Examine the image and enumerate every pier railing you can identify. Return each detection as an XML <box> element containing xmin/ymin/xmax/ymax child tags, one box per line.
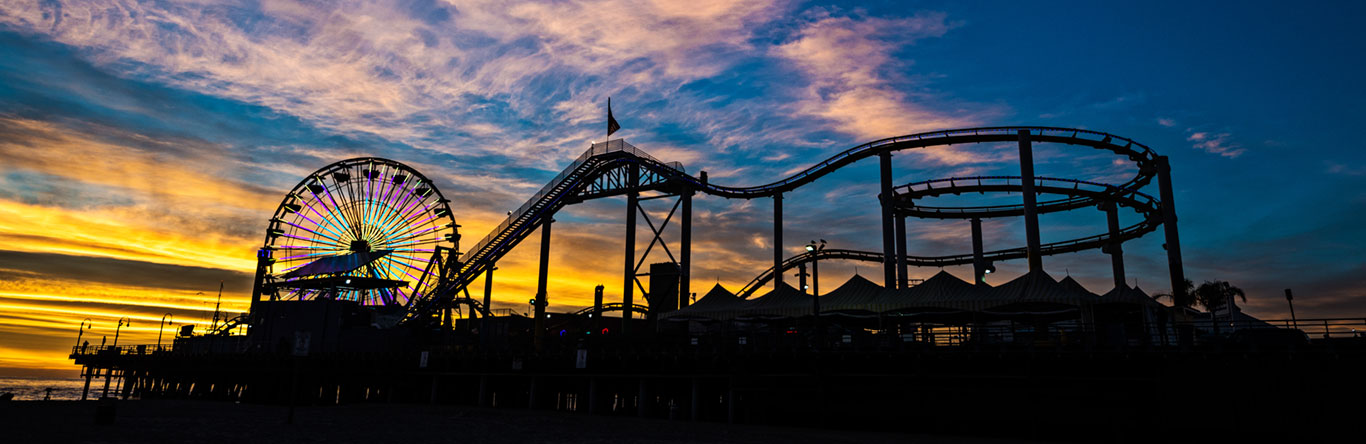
<box><xmin>70</xmin><ymin>343</ymin><xmax>174</xmax><ymax>357</ymax></box>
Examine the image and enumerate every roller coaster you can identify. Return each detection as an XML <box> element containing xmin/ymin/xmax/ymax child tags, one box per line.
<box><xmin>247</xmin><ymin>126</ymin><xmax>1186</xmax><ymax>330</ymax></box>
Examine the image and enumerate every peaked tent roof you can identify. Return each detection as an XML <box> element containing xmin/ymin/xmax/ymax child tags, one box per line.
<box><xmin>1058</xmin><ymin>276</ymin><xmax>1098</xmax><ymax>298</ymax></box>
<box><xmin>973</xmin><ymin>270</ymin><xmax>1098</xmax><ymax>311</ymax></box>
<box><xmin>1098</xmin><ymin>284</ymin><xmax>1164</xmax><ymax>307</ymax></box>
<box><xmin>878</xmin><ymin>270</ymin><xmax>978</xmax><ymax>312</ymax></box>
<box><xmin>661</xmin><ymin>284</ymin><xmax>740</xmax><ymax>321</ymax></box>
<box><xmin>739</xmin><ymin>283</ymin><xmax>811</xmax><ymax>319</ymax></box>
<box><xmin>820</xmin><ymin>274</ymin><xmax>885</xmax><ymax>315</ymax></box>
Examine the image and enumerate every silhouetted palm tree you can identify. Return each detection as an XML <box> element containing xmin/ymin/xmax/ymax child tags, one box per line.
<box><xmin>1194</xmin><ymin>280</ymin><xmax>1246</xmax><ymax>312</ymax></box>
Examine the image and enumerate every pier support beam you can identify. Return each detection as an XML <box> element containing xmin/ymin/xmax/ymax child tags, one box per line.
<box><xmin>879</xmin><ymin>152</ymin><xmax>897</xmax><ymax>287</ymax></box>
<box><xmin>773</xmin><ymin>193</ymin><xmax>784</xmax><ymax>289</ymax></box>
<box><xmin>680</xmin><ymin>189</ymin><xmax>692</xmax><ymax>308</ymax></box>
<box><xmin>1156</xmin><ymin>156</ymin><xmax>1187</xmax><ymax>304</ymax></box>
<box><xmin>1018</xmin><ymin>130</ymin><xmax>1043</xmax><ymax>272</ymax></box>
<box><xmin>534</xmin><ymin>220</ymin><xmax>552</xmax><ymax>350</ymax></box>
<box><xmin>895</xmin><ymin>214</ymin><xmax>908</xmax><ymax>289</ymax></box>
<box><xmin>971</xmin><ymin>218</ymin><xmax>986</xmax><ymax>285</ymax></box>
<box><xmin>623</xmin><ymin>165</ymin><xmax>639</xmax><ymax>334</ymax></box>
<box><xmin>690</xmin><ymin>377</ymin><xmax>701</xmax><ymax>421</ymax></box>
<box><xmin>638</xmin><ymin>378</ymin><xmax>650</xmax><ymax>417</ymax></box>
<box><xmin>1103</xmin><ymin>202</ymin><xmax>1127</xmax><ymax>289</ymax></box>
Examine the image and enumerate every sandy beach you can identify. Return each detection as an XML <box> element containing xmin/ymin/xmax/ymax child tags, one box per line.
<box><xmin>0</xmin><ymin>399</ymin><xmax>1037</xmax><ymax>444</ymax></box>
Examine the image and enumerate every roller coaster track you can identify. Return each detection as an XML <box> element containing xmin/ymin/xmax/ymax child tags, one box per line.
<box><xmin>735</xmin><ymin>177</ymin><xmax>1163</xmax><ymax>297</ymax></box>
<box><xmin>407</xmin><ymin>127</ymin><xmax>1162</xmax><ymax>322</ymax></box>
<box><xmin>571</xmin><ymin>302</ymin><xmax>650</xmax><ymax>317</ymax></box>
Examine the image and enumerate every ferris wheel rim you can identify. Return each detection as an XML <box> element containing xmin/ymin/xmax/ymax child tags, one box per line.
<box><xmin>261</xmin><ymin>157</ymin><xmax>458</xmax><ymax>308</ymax></box>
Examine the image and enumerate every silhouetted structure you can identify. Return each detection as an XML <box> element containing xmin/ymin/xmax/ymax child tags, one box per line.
<box><xmin>69</xmin><ymin>126</ymin><xmax>1363</xmax><ymax>440</ymax></box>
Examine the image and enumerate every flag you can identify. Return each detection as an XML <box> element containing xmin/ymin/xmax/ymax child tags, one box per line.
<box><xmin>607</xmin><ymin>97</ymin><xmax>621</xmax><ymax>137</ymax></box>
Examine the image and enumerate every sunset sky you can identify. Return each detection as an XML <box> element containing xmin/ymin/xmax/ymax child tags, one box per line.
<box><xmin>2</xmin><ymin>0</ymin><xmax>1364</xmax><ymax>377</ymax></box>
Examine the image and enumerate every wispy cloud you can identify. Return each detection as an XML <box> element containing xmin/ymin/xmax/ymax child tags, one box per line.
<box><xmin>771</xmin><ymin>12</ymin><xmax>994</xmax><ymax>165</ymax></box>
<box><xmin>1186</xmin><ymin>130</ymin><xmax>1244</xmax><ymax>158</ymax></box>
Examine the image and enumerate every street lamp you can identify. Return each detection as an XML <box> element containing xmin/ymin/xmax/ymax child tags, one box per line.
<box><xmin>75</xmin><ymin>318</ymin><xmax>92</xmax><ymax>351</ymax></box>
<box><xmin>805</xmin><ymin>240</ymin><xmax>826</xmax><ymax>295</ymax></box>
<box><xmin>113</xmin><ymin>316</ymin><xmax>131</xmax><ymax>348</ymax></box>
<box><xmin>806</xmin><ymin>239</ymin><xmax>827</xmax><ymax>348</ymax></box>
<box><xmin>158</xmin><ymin>313</ymin><xmax>173</xmax><ymax>351</ymax></box>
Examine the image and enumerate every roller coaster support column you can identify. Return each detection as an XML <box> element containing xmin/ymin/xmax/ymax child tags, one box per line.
<box><xmin>896</xmin><ymin>214</ymin><xmax>909</xmax><ymax>289</ymax></box>
<box><xmin>797</xmin><ymin>263</ymin><xmax>808</xmax><ymax>294</ymax></box>
<box><xmin>681</xmin><ymin>188</ymin><xmax>692</xmax><ymax>308</ymax></box>
<box><xmin>535</xmin><ymin>220</ymin><xmax>552</xmax><ymax>350</ymax></box>
<box><xmin>1018</xmin><ymin>130</ymin><xmax>1043</xmax><ymax>272</ymax></box>
<box><xmin>594</xmin><ymin>285</ymin><xmax>604</xmax><ymax>334</ymax></box>
<box><xmin>811</xmin><ymin>259</ymin><xmax>819</xmax><ymax>297</ymax></box>
<box><xmin>623</xmin><ymin>165</ymin><xmax>639</xmax><ymax>335</ymax></box>
<box><xmin>1101</xmin><ymin>202</ymin><xmax>1126</xmax><ymax>289</ymax></box>
<box><xmin>880</xmin><ymin>152</ymin><xmax>897</xmax><ymax>287</ymax></box>
<box><xmin>971</xmin><ymin>218</ymin><xmax>986</xmax><ymax>285</ymax></box>
<box><xmin>481</xmin><ymin>267</ymin><xmax>494</xmax><ymax>347</ymax></box>
<box><xmin>773</xmin><ymin>193</ymin><xmax>784</xmax><ymax>290</ymax></box>
<box><xmin>1156</xmin><ymin>156</ymin><xmax>1187</xmax><ymax>304</ymax></box>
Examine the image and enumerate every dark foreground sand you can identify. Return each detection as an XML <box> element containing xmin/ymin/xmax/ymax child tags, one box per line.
<box><xmin>0</xmin><ymin>400</ymin><xmax>1038</xmax><ymax>444</ymax></box>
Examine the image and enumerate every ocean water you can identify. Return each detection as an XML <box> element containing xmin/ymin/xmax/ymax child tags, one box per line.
<box><xmin>0</xmin><ymin>377</ymin><xmax>93</xmax><ymax>401</ymax></box>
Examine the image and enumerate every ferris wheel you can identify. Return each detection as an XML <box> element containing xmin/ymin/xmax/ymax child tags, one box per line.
<box><xmin>262</xmin><ymin>158</ymin><xmax>458</xmax><ymax>307</ymax></box>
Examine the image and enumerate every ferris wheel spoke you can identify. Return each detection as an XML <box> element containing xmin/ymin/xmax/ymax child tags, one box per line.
<box><xmin>374</xmin><ymin>211</ymin><xmax>440</xmax><ymax>245</ymax></box>
<box><xmin>333</xmin><ymin>170</ymin><xmax>366</xmax><ymax>238</ymax></box>
<box><xmin>374</xmin><ymin>173</ymin><xmax>414</xmax><ymax>233</ymax></box>
<box><xmin>381</xmin><ymin>225</ymin><xmax>441</xmax><ymax>246</ymax></box>
<box><xmin>366</xmin><ymin>164</ymin><xmax>394</xmax><ymax>239</ymax></box>
<box><xmin>372</xmin><ymin>195</ymin><xmax>428</xmax><ymax>244</ymax></box>
<box><xmin>373</xmin><ymin>165</ymin><xmax>401</xmax><ymax>233</ymax></box>
<box><xmin>278</xmin><ymin>232</ymin><xmax>346</xmax><ymax>248</ymax></box>
<box><xmin>300</xmin><ymin>198</ymin><xmax>352</xmax><ymax>241</ymax></box>
<box><xmin>362</xmin><ymin>165</ymin><xmax>378</xmax><ymax>237</ymax></box>
<box><xmin>377</xmin><ymin>187</ymin><xmax>435</xmax><ymax>235</ymax></box>
<box><xmin>385</xmin><ymin>237</ymin><xmax>445</xmax><ymax>248</ymax></box>
<box><xmin>275</xmin><ymin>245</ymin><xmax>341</xmax><ymax>250</ymax></box>
<box><xmin>319</xmin><ymin>179</ymin><xmax>360</xmax><ymax>240</ymax></box>
<box><xmin>368</xmin><ymin>265</ymin><xmax>396</xmax><ymax>306</ymax></box>
<box><xmin>293</xmin><ymin>212</ymin><xmax>348</xmax><ymax>241</ymax></box>
<box><xmin>279</xmin><ymin>219</ymin><xmax>347</xmax><ymax>245</ymax></box>
<box><xmin>375</xmin><ymin>220</ymin><xmax>434</xmax><ymax>247</ymax></box>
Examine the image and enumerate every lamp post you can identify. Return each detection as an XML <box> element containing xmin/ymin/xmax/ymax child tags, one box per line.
<box><xmin>1285</xmin><ymin>289</ymin><xmax>1298</xmax><ymax>330</ymax></box>
<box><xmin>76</xmin><ymin>318</ymin><xmax>92</xmax><ymax>350</ymax></box>
<box><xmin>158</xmin><ymin>313</ymin><xmax>173</xmax><ymax>351</ymax></box>
<box><xmin>806</xmin><ymin>239</ymin><xmax>826</xmax><ymax>297</ymax></box>
<box><xmin>806</xmin><ymin>240</ymin><xmax>826</xmax><ymax>347</ymax></box>
<box><xmin>113</xmin><ymin>317</ymin><xmax>131</xmax><ymax>348</ymax></box>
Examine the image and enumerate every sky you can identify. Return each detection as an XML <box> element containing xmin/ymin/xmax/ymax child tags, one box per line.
<box><xmin>1</xmin><ymin>0</ymin><xmax>1364</xmax><ymax>377</ymax></box>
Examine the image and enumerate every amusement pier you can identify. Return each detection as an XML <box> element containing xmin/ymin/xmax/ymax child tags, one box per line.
<box><xmin>70</xmin><ymin>127</ymin><xmax>1365</xmax><ymax>439</ymax></box>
